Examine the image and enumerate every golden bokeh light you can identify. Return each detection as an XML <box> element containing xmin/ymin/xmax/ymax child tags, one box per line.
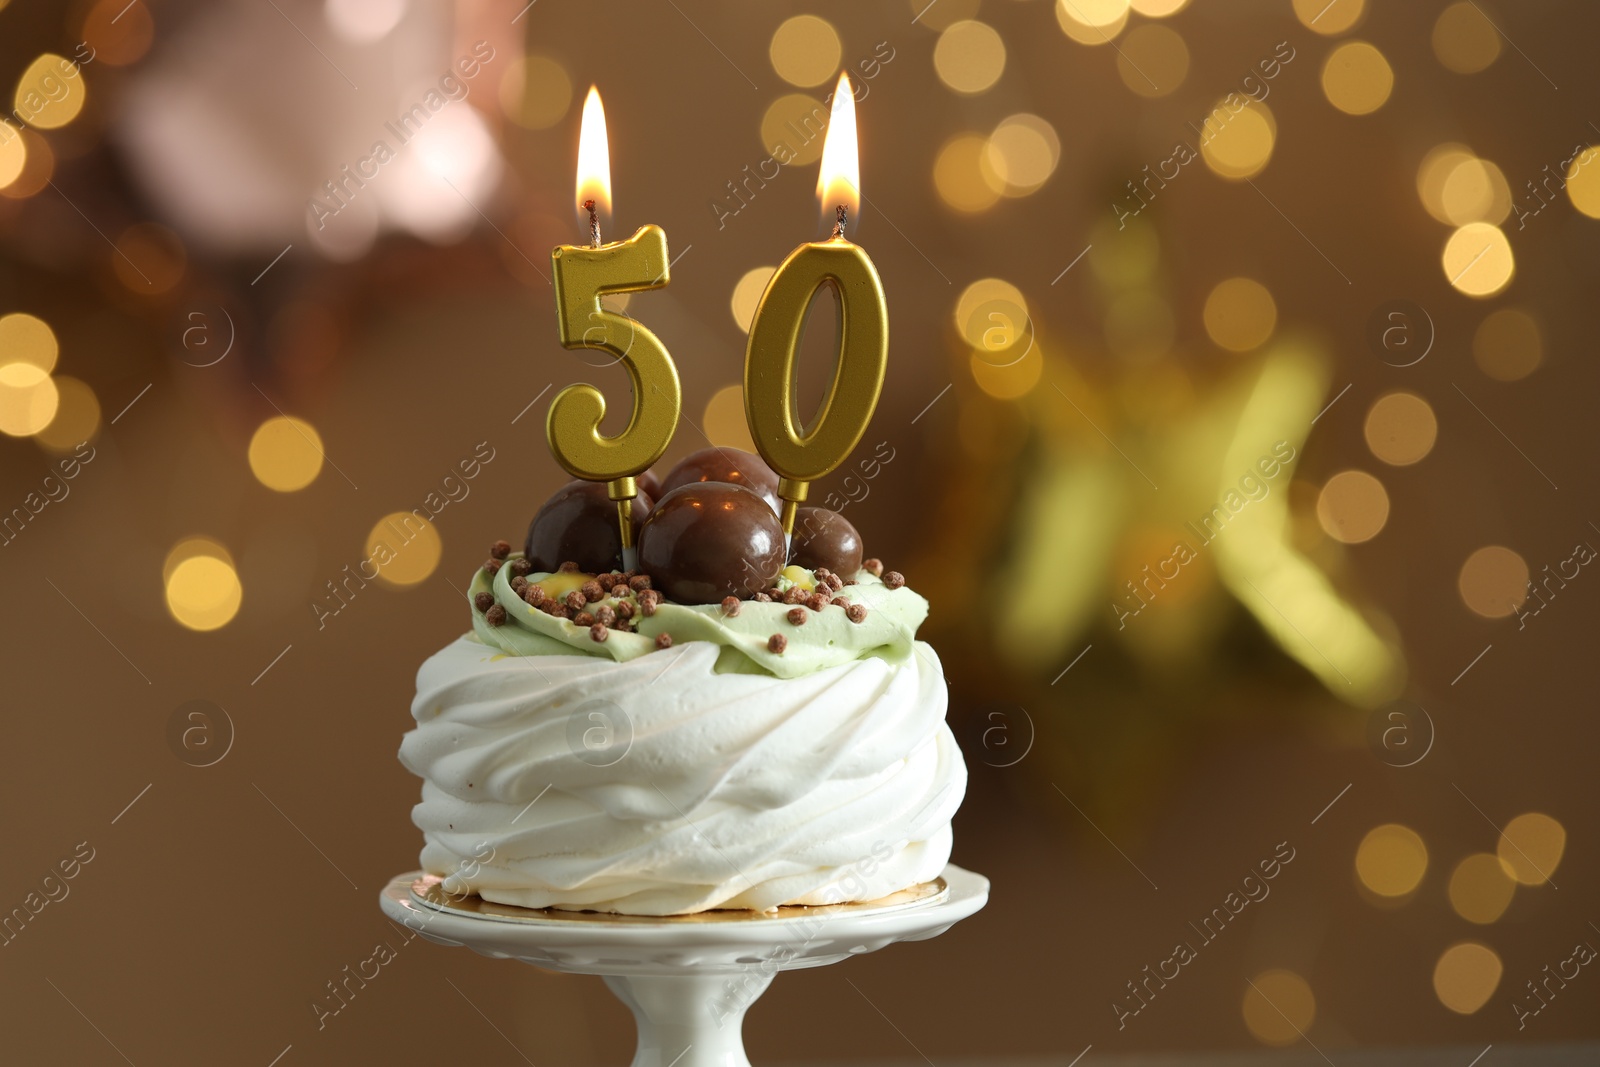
<box><xmin>1438</xmin><ymin>156</ymin><xmax>1511</xmax><ymax>225</ymax></box>
<box><xmin>1294</xmin><ymin>0</ymin><xmax>1363</xmax><ymax>35</ymax></box>
<box><xmin>1355</xmin><ymin>823</ymin><xmax>1428</xmax><ymax>898</ymax></box>
<box><xmin>1498</xmin><ymin>812</ymin><xmax>1566</xmax><ymax>886</ymax></box>
<box><xmin>366</xmin><ymin>511</ymin><xmax>443</xmax><ymax>586</ymax></box>
<box><xmin>769</xmin><ymin>15</ymin><xmax>841</xmax><ymax>88</ymax></box>
<box><xmin>1564</xmin><ymin>146</ymin><xmax>1600</xmax><ymax>218</ymax></box>
<box><xmin>0</xmin><ymin>126</ymin><xmax>54</xmax><ymax>200</ymax></box>
<box><xmin>1433</xmin><ymin>2</ymin><xmax>1501</xmax><ymax>74</ymax></box>
<box><xmin>760</xmin><ymin>93</ymin><xmax>828</xmax><ymax>167</ymax></box>
<box><xmin>1473</xmin><ymin>308</ymin><xmax>1542</xmax><ymax>381</ymax></box>
<box><xmin>1241</xmin><ymin>969</ymin><xmax>1316</xmax><ymax>1047</ymax></box>
<box><xmin>908</xmin><ymin>0</ymin><xmax>980</xmax><ymax>32</ymax></box>
<box><xmin>14</xmin><ymin>54</ymin><xmax>87</xmax><ymax>131</ymax></box>
<box><xmin>113</xmin><ymin>222</ymin><xmax>187</xmax><ymax>294</ymax></box>
<box><xmin>1417</xmin><ymin>143</ymin><xmax>1477</xmax><ymax>223</ymax></box>
<box><xmin>1442</xmin><ymin>222</ymin><xmax>1514</xmax><ymax>297</ymax></box>
<box><xmin>985</xmin><ymin>114</ymin><xmax>1060</xmax><ymax>196</ymax></box>
<box><xmin>248</xmin><ymin>415</ymin><xmax>325</xmax><ymax>492</ymax></box>
<box><xmin>934</xmin><ymin>133</ymin><xmax>1001</xmax><ymax>213</ymax></box>
<box><xmin>0</xmin><ymin>363</ymin><xmax>60</xmax><ymax>437</ymax></box>
<box><xmin>1055</xmin><ymin>0</ymin><xmax>1129</xmax><ymax>44</ymax></box>
<box><xmin>703</xmin><ymin>383</ymin><xmax>758</xmax><ymax>453</ymax></box>
<box><xmin>1448</xmin><ymin>853</ymin><xmax>1516</xmax><ymax>924</ymax></box>
<box><xmin>0</xmin><ymin>312</ymin><xmax>59</xmax><ymax>372</ymax></box>
<box><xmin>1131</xmin><ymin>0</ymin><xmax>1189</xmax><ymax>15</ymax></box>
<box><xmin>956</xmin><ymin>278</ymin><xmax>1029</xmax><ymax>349</ymax></box>
<box><xmin>1457</xmin><ymin>545</ymin><xmax>1528</xmax><ymax>619</ymax></box>
<box><xmin>1433</xmin><ymin>943</ymin><xmax>1502</xmax><ymax>1014</ymax></box>
<box><xmin>82</xmin><ymin>0</ymin><xmax>155</xmax><ymax>66</ymax></box>
<box><xmin>730</xmin><ymin>266</ymin><xmax>776</xmax><ymax>333</ymax></box>
<box><xmin>1363</xmin><ymin>391</ymin><xmax>1437</xmax><ymax>466</ymax></box>
<box><xmin>970</xmin><ymin>341</ymin><xmax>1043</xmax><ymax>400</ymax></box>
<box><xmin>34</xmin><ymin>376</ymin><xmax>100</xmax><ymax>451</ymax></box>
<box><xmin>1199</xmin><ymin>100</ymin><xmax>1276</xmax><ymax>180</ymax></box>
<box><xmin>164</xmin><ymin>539</ymin><xmax>243</xmax><ymax>632</ymax></box>
<box><xmin>0</xmin><ymin>122</ymin><xmax>25</xmax><ymax>190</ymax></box>
<box><xmin>1116</xmin><ymin>24</ymin><xmax>1189</xmax><ymax>98</ymax></box>
<box><xmin>934</xmin><ymin>20</ymin><xmax>1006</xmax><ymax>95</ymax></box>
<box><xmin>500</xmin><ymin>56</ymin><xmax>573</xmax><ymax>130</ymax></box>
<box><xmin>1203</xmin><ymin>277</ymin><xmax>1276</xmax><ymax>352</ymax></box>
<box><xmin>1322</xmin><ymin>41</ymin><xmax>1393</xmax><ymax>115</ymax></box>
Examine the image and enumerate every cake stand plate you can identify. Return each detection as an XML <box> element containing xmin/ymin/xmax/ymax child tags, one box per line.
<box><xmin>379</xmin><ymin>865</ymin><xmax>989</xmax><ymax>1067</ymax></box>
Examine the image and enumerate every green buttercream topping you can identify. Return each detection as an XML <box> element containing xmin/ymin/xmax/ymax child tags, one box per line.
<box><xmin>466</xmin><ymin>559</ymin><xmax>927</xmax><ymax>680</ymax></box>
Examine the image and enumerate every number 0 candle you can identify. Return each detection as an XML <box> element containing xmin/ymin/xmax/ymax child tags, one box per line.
<box><xmin>549</xmin><ymin>87</ymin><xmax>681</xmax><ymax>564</ymax></box>
<box><xmin>744</xmin><ymin>74</ymin><xmax>888</xmax><ymax>537</ymax></box>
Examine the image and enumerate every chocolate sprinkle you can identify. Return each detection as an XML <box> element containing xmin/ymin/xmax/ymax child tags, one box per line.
<box><xmin>565</xmin><ymin>590</ymin><xmax>586</xmax><ymax>610</ymax></box>
<box><xmin>846</xmin><ymin>603</ymin><xmax>868</xmax><ymax>624</ymax></box>
<box><xmin>484</xmin><ymin>558</ymin><xmax>503</xmax><ymax>575</ymax></box>
<box><xmin>581</xmin><ymin>580</ymin><xmax>604</xmax><ymax>603</ymax></box>
<box><xmin>863</xmin><ymin>558</ymin><xmax>883</xmax><ymax>577</ymax></box>
<box><xmin>510</xmin><ymin>558</ymin><xmax>533</xmax><ymax>578</ymax></box>
<box><xmin>485</xmin><ymin>604</ymin><xmax>507</xmax><ymax>626</ymax></box>
<box><xmin>589</xmin><ymin>623</ymin><xmax>609</xmax><ymax>642</ymax></box>
<box><xmin>559</xmin><ymin>560</ymin><xmax>580</xmax><ymax>573</ymax></box>
<box><xmin>544</xmin><ymin>602</ymin><xmax>570</xmax><ymax>620</ymax></box>
<box><xmin>786</xmin><ymin>607</ymin><xmax>807</xmax><ymax>626</ymax></box>
<box><xmin>767</xmin><ymin>634</ymin><xmax>787</xmax><ymax>653</ymax></box>
<box><xmin>524</xmin><ymin>585</ymin><xmax>547</xmax><ymax>606</ymax></box>
<box><xmin>884</xmin><ymin>571</ymin><xmax>905</xmax><ymax>590</ymax></box>
<box><xmin>630</xmin><ymin>574</ymin><xmax>653</xmax><ymax>591</ymax></box>
<box><xmin>825</xmin><ymin>573</ymin><xmax>844</xmax><ymax>591</ymax></box>
<box><xmin>655</xmin><ymin>633</ymin><xmax>673</xmax><ymax>649</ymax></box>
<box><xmin>573</xmin><ymin>611</ymin><xmax>595</xmax><ymax>627</ymax></box>
<box><xmin>720</xmin><ymin>596</ymin><xmax>740</xmax><ymax>617</ymax></box>
<box><xmin>594</xmin><ymin>604</ymin><xmax>616</xmax><ymax>627</ymax></box>
<box><xmin>490</xmin><ymin>540</ymin><xmax>511</xmax><ymax>560</ymax></box>
<box><xmin>510</xmin><ymin>576</ymin><xmax>529</xmax><ymax>595</ymax></box>
<box><xmin>831</xmin><ymin>596</ymin><xmax>850</xmax><ymax>608</ymax></box>
<box><xmin>473</xmin><ymin>591</ymin><xmax>495</xmax><ymax>612</ymax></box>
<box><xmin>783</xmin><ymin>586</ymin><xmax>807</xmax><ymax>605</ymax></box>
<box><xmin>754</xmin><ymin>592</ymin><xmax>772</xmax><ymax>603</ymax></box>
<box><xmin>806</xmin><ymin>592</ymin><xmax>828</xmax><ymax>612</ymax></box>
<box><xmin>616</xmin><ymin>600</ymin><xmax>635</xmax><ymax>620</ymax></box>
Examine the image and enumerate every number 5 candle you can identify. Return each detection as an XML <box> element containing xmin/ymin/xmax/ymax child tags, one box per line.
<box><xmin>548</xmin><ymin>88</ymin><xmax>681</xmax><ymax>567</ymax></box>
<box><xmin>744</xmin><ymin>74</ymin><xmax>889</xmax><ymax>538</ymax></box>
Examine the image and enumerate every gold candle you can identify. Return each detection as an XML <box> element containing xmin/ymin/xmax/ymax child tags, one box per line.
<box><xmin>548</xmin><ymin>88</ymin><xmax>681</xmax><ymax>561</ymax></box>
<box><xmin>745</xmin><ymin>74</ymin><xmax>888</xmax><ymax>535</ymax></box>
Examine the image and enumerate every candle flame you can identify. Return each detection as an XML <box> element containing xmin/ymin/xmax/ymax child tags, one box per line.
<box><xmin>817</xmin><ymin>73</ymin><xmax>860</xmax><ymax>235</ymax></box>
<box><xmin>575</xmin><ymin>86</ymin><xmax>612</xmax><ymax>233</ymax></box>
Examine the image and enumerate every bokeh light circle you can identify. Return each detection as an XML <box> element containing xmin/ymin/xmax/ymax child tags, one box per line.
<box><xmin>1203</xmin><ymin>277</ymin><xmax>1277</xmax><ymax>352</ymax></box>
<box><xmin>1442</xmin><ymin>223</ymin><xmax>1514</xmax><ymax>297</ymax></box>
<box><xmin>1457</xmin><ymin>545</ymin><xmax>1528</xmax><ymax>619</ymax></box>
<box><xmin>366</xmin><ymin>511</ymin><xmax>443</xmax><ymax>586</ymax></box>
<box><xmin>164</xmin><ymin>539</ymin><xmax>243</xmax><ymax>631</ymax></box>
<box><xmin>769</xmin><ymin>15</ymin><xmax>842</xmax><ymax>88</ymax></box>
<box><xmin>1448</xmin><ymin>853</ymin><xmax>1516</xmax><ymax>924</ymax></box>
<box><xmin>1321</xmin><ymin>41</ymin><xmax>1394</xmax><ymax>115</ymax></box>
<box><xmin>0</xmin><ymin>363</ymin><xmax>59</xmax><ymax>437</ymax></box>
<box><xmin>934</xmin><ymin>20</ymin><xmax>1007</xmax><ymax>94</ymax></box>
<box><xmin>1363</xmin><ymin>391</ymin><xmax>1437</xmax><ymax>466</ymax></box>
<box><xmin>1498</xmin><ymin>812</ymin><xmax>1566</xmax><ymax>886</ymax></box>
<box><xmin>730</xmin><ymin>267</ymin><xmax>776</xmax><ymax>333</ymax></box>
<box><xmin>1433</xmin><ymin>943</ymin><xmax>1502</xmax><ymax>1014</ymax></box>
<box><xmin>248</xmin><ymin>415</ymin><xmax>325</xmax><ymax>492</ymax></box>
<box><xmin>1355</xmin><ymin>822</ymin><xmax>1428</xmax><ymax>897</ymax></box>
<box><xmin>1241</xmin><ymin>970</ymin><xmax>1316</xmax><ymax>1047</ymax></box>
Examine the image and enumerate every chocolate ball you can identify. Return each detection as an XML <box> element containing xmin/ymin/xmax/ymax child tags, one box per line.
<box><xmin>525</xmin><ymin>480</ymin><xmax>651</xmax><ymax>575</ymax></box>
<box><xmin>638</xmin><ymin>468</ymin><xmax>664</xmax><ymax>505</ymax></box>
<box><xmin>660</xmin><ymin>447</ymin><xmax>781</xmax><ymax>516</ymax></box>
<box><xmin>789</xmin><ymin>506</ymin><xmax>864</xmax><ymax>577</ymax></box>
<box><xmin>636</xmin><ymin>483</ymin><xmax>785</xmax><ymax>604</ymax></box>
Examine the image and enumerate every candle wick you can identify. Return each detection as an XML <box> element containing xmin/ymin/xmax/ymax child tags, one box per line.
<box><xmin>831</xmin><ymin>204</ymin><xmax>848</xmax><ymax>240</ymax></box>
<box><xmin>584</xmin><ymin>199</ymin><xmax>601</xmax><ymax>248</ymax></box>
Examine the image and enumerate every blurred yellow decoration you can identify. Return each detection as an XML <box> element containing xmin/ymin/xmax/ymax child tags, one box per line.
<box><xmin>1434</xmin><ymin>943</ymin><xmax>1502</xmax><ymax>1014</ymax></box>
<box><xmin>114</xmin><ymin>222</ymin><xmax>187</xmax><ymax>294</ymax></box>
<box><xmin>730</xmin><ymin>266</ymin><xmax>776</xmax><ymax>333</ymax></box>
<box><xmin>1565</xmin><ymin>146</ymin><xmax>1600</xmax><ymax>218</ymax></box>
<box><xmin>1203</xmin><ymin>278</ymin><xmax>1276</xmax><ymax>352</ymax></box>
<box><xmin>1131</xmin><ymin>0</ymin><xmax>1188</xmax><ymax>15</ymax></box>
<box><xmin>1449</xmin><ymin>853</ymin><xmax>1516</xmax><ymax>924</ymax></box>
<box><xmin>1457</xmin><ymin>545</ymin><xmax>1528</xmax><ymax>618</ymax></box>
<box><xmin>1355</xmin><ymin>823</ymin><xmax>1428</xmax><ymax>897</ymax></box>
<box><xmin>1054</xmin><ymin>0</ymin><xmax>1129</xmax><ymax>44</ymax></box>
<box><xmin>956</xmin><ymin>278</ymin><xmax>1029</xmax><ymax>350</ymax></box>
<box><xmin>970</xmin><ymin>342</ymin><xmax>1043</xmax><ymax>400</ymax></box>
<box><xmin>909</xmin><ymin>0</ymin><xmax>980</xmax><ymax>31</ymax></box>
<box><xmin>1321</xmin><ymin>41</ymin><xmax>1393</xmax><ymax>115</ymax></box>
<box><xmin>367</xmin><ymin>512</ymin><xmax>443</xmax><ymax>586</ymax></box>
<box><xmin>500</xmin><ymin>56</ymin><xmax>573</xmax><ymax>130</ymax></box>
<box><xmin>164</xmin><ymin>538</ymin><xmax>243</xmax><ymax>631</ymax></box>
<box><xmin>760</xmin><ymin>94</ymin><xmax>828</xmax><ymax>167</ymax></box>
<box><xmin>1433</xmin><ymin>2</ymin><xmax>1501</xmax><ymax>74</ymax></box>
<box><xmin>985</xmin><ymin>114</ymin><xmax>1059</xmax><ymax>197</ymax></box>
<box><xmin>0</xmin><ymin>127</ymin><xmax>53</xmax><ymax>199</ymax></box>
<box><xmin>1439</xmin><ymin>156</ymin><xmax>1511</xmax><ymax>225</ymax></box>
<box><xmin>0</xmin><ymin>312</ymin><xmax>59</xmax><ymax>372</ymax></box>
<box><xmin>14</xmin><ymin>55</ymin><xmax>87</xmax><ymax>131</ymax></box>
<box><xmin>1363</xmin><ymin>391</ymin><xmax>1437</xmax><ymax>466</ymax></box>
<box><xmin>769</xmin><ymin>15</ymin><xmax>841</xmax><ymax>88</ymax></box>
<box><xmin>248</xmin><ymin>415</ymin><xmax>325</xmax><ymax>492</ymax></box>
<box><xmin>934</xmin><ymin>134</ymin><xmax>1000</xmax><ymax>212</ymax></box>
<box><xmin>1442</xmin><ymin>222</ymin><xmax>1514</xmax><ymax>297</ymax></box>
<box><xmin>1316</xmin><ymin>470</ymin><xmax>1388</xmax><ymax>544</ymax></box>
<box><xmin>82</xmin><ymin>0</ymin><xmax>155</xmax><ymax>66</ymax></box>
<box><xmin>1473</xmin><ymin>308</ymin><xmax>1542</xmax><ymax>381</ymax></box>
<box><xmin>1199</xmin><ymin>100</ymin><xmax>1276</xmax><ymax>180</ymax></box>
<box><xmin>1117</xmin><ymin>24</ymin><xmax>1189</xmax><ymax>98</ymax></box>
<box><xmin>703</xmin><ymin>383</ymin><xmax>757</xmax><ymax>453</ymax></box>
<box><xmin>35</xmin><ymin>376</ymin><xmax>99</xmax><ymax>451</ymax></box>
<box><xmin>1498</xmin><ymin>812</ymin><xmax>1566</xmax><ymax>885</ymax></box>
<box><xmin>0</xmin><ymin>122</ymin><xmax>25</xmax><ymax>189</ymax></box>
<box><xmin>1294</xmin><ymin>0</ymin><xmax>1363</xmax><ymax>35</ymax></box>
<box><xmin>1417</xmin><ymin>143</ymin><xmax>1477</xmax><ymax>223</ymax></box>
<box><xmin>1241</xmin><ymin>970</ymin><xmax>1315</xmax><ymax>1047</ymax></box>
<box><xmin>934</xmin><ymin>20</ymin><xmax>1006</xmax><ymax>94</ymax></box>
<box><xmin>0</xmin><ymin>363</ymin><xmax>59</xmax><ymax>437</ymax></box>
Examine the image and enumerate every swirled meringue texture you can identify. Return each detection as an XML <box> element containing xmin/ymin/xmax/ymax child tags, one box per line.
<box><xmin>400</xmin><ymin>571</ymin><xmax>966</xmax><ymax>915</ymax></box>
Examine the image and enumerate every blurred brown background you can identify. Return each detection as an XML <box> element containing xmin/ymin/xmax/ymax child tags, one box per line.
<box><xmin>2</xmin><ymin>0</ymin><xmax>1597</xmax><ymax>1063</ymax></box>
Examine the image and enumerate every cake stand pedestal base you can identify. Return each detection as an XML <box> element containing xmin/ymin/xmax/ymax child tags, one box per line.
<box><xmin>379</xmin><ymin>865</ymin><xmax>989</xmax><ymax>1067</ymax></box>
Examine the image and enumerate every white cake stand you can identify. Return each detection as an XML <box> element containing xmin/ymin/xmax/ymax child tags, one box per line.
<box><xmin>379</xmin><ymin>865</ymin><xmax>989</xmax><ymax>1067</ymax></box>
